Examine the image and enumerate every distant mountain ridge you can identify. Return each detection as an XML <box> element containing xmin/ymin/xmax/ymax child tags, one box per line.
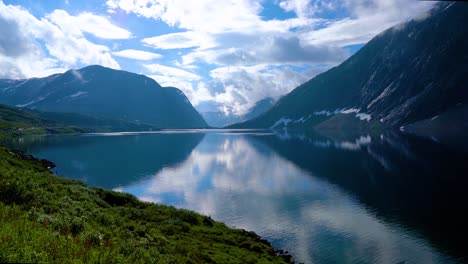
<box><xmin>201</xmin><ymin>112</ymin><xmax>242</xmax><ymax>128</ymax></box>
<box><xmin>231</xmin><ymin>2</ymin><xmax>468</xmax><ymax>131</ymax></box>
<box><xmin>202</xmin><ymin>97</ymin><xmax>275</xmax><ymax>128</ymax></box>
<box><xmin>0</xmin><ymin>65</ymin><xmax>207</xmax><ymax>128</ymax></box>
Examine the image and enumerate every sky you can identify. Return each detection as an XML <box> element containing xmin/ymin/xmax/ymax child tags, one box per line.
<box><xmin>0</xmin><ymin>0</ymin><xmax>434</xmax><ymax>115</ymax></box>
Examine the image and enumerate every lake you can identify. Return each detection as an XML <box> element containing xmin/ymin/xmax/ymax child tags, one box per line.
<box><xmin>6</xmin><ymin>129</ymin><xmax>468</xmax><ymax>264</ymax></box>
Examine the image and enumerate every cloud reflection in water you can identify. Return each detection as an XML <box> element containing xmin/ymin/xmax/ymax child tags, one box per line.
<box><xmin>120</xmin><ymin>133</ymin><xmax>454</xmax><ymax>264</ymax></box>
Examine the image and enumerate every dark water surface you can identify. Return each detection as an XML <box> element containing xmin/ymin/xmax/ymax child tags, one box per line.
<box><xmin>6</xmin><ymin>130</ymin><xmax>468</xmax><ymax>264</ymax></box>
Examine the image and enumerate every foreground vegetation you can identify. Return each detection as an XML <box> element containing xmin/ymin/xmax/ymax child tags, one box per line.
<box><xmin>0</xmin><ymin>146</ymin><xmax>286</xmax><ymax>263</ymax></box>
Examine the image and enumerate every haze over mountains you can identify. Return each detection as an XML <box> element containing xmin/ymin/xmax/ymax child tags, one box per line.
<box><xmin>202</xmin><ymin>97</ymin><xmax>275</xmax><ymax>128</ymax></box>
<box><xmin>0</xmin><ymin>65</ymin><xmax>207</xmax><ymax>129</ymax></box>
<box><xmin>230</xmin><ymin>2</ymin><xmax>468</xmax><ymax>132</ymax></box>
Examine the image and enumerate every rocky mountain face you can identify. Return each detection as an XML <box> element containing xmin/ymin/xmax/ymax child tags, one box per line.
<box><xmin>0</xmin><ymin>65</ymin><xmax>207</xmax><ymax>128</ymax></box>
<box><xmin>231</xmin><ymin>2</ymin><xmax>468</xmax><ymax>131</ymax></box>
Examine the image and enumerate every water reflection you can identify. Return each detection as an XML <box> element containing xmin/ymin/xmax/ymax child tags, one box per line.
<box><xmin>12</xmin><ymin>133</ymin><xmax>204</xmax><ymax>188</ymax></box>
<box><xmin>8</xmin><ymin>131</ymin><xmax>467</xmax><ymax>263</ymax></box>
<box><xmin>258</xmin><ymin>130</ymin><xmax>468</xmax><ymax>262</ymax></box>
<box><xmin>118</xmin><ymin>133</ymin><xmax>459</xmax><ymax>264</ymax></box>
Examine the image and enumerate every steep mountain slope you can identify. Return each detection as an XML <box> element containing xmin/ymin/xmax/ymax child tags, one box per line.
<box><xmin>232</xmin><ymin>2</ymin><xmax>468</xmax><ymax>129</ymax></box>
<box><xmin>202</xmin><ymin>97</ymin><xmax>275</xmax><ymax>128</ymax></box>
<box><xmin>0</xmin><ymin>66</ymin><xmax>207</xmax><ymax>128</ymax></box>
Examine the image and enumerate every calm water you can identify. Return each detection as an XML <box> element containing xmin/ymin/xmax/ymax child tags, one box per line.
<box><xmin>6</xmin><ymin>130</ymin><xmax>468</xmax><ymax>264</ymax></box>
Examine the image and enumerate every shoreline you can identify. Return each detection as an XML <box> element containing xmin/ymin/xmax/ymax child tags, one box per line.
<box><xmin>0</xmin><ymin>144</ymin><xmax>290</xmax><ymax>263</ymax></box>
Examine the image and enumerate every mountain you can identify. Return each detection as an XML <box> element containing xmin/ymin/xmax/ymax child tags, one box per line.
<box><xmin>201</xmin><ymin>111</ymin><xmax>241</xmax><ymax>128</ymax></box>
<box><xmin>242</xmin><ymin>97</ymin><xmax>275</xmax><ymax>122</ymax></box>
<box><xmin>0</xmin><ymin>65</ymin><xmax>207</xmax><ymax>128</ymax></box>
<box><xmin>202</xmin><ymin>97</ymin><xmax>275</xmax><ymax>128</ymax></box>
<box><xmin>230</xmin><ymin>2</ymin><xmax>468</xmax><ymax>131</ymax></box>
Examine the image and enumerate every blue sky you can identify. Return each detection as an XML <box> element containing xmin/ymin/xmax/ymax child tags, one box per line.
<box><xmin>0</xmin><ymin>0</ymin><xmax>434</xmax><ymax>115</ymax></box>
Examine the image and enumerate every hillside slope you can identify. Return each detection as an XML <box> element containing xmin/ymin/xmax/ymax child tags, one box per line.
<box><xmin>0</xmin><ymin>66</ymin><xmax>207</xmax><ymax>129</ymax></box>
<box><xmin>0</xmin><ymin>104</ymin><xmax>158</xmax><ymax>137</ymax></box>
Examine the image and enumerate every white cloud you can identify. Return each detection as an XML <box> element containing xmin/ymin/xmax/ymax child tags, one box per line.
<box><xmin>186</xmin><ymin>83</ymin><xmax>216</xmax><ymax>106</ymax></box>
<box><xmin>107</xmin><ymin>0</ymin><xmax>263</xmax><ymax>33</ymax></box>
<box><xmin>47</xmin><ymin>10</ymin><xmax>132</xmax><ymax>39</ymax></box>
<box><xmin>145</xmin><ymin>64</ymin><xmax>206</xmax><ymax>105</ymax></box>
<box><xmin>142</xmin><ymin>31</ymin><xmax>216</xmax><ymax>50</ymax></box>
<box><xmin>106</xmin><ymin>0</ymin><xmax>164</xmax><ymax>18</ymax></box>
<box><xmin>112</xmin><ymin>49</ymin><xmax>162</xmax><ymax>60</ymax></box>
<box><xmin>106</xmin><ymin>0</ymin><xmax>317</xmax><ymax>55</ymax></box>
<box><xmin>145</xmin><ymin>63</ymin><xmax>328</xmax><ymax>116</ymax></box>
<box><xmin>147</xmin><ymin>75</ymin><xmax>213</xmax><ymax>107</ymax></box>
<box><xmin>204</xmin><ymin>65</ymin><xmax>313</xmax><ymax>115</ymax></box>
<box><xmin>0</xmin><ymin>1</ymin><xmax>120</xmax><ymax>78</ymax></box>
<box><xmin>302</xmin><ymin>0</ymin><xmax>434</xmax><ymax>47</ymax></box>
<box><xmin>182</xmin><ymin>34</ymin><xmax>348</xmax><ymax>66</ymax></box>
<box><xmin>144</xmin><ymin>64</ymin><xmax>200</xmax><ymax>80</ymax></box>
<box><xmin>279</xmin><ymin>0</ymin><xmax>341</xmax><ymax>17</ymax></box>
<box><xmin>148</xmin><ymin>74</ymin><xmax>193</xmax><ymax>93</ymax></box>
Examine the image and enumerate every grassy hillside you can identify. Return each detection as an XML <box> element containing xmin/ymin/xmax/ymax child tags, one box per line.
<box><xmin>0</xmin><ymin>104</ymin><xmax>158</xmax><ymax>139</ymax></box>
<box><xmin>0</xmin><ymin>104</ymin><xmax>85</xmax><ymax>138</ymax></box>
<box><xmin>0</xmin><ymin>146</ymin><xmax>286</xmax><ymax>263</ymax></box>
<box><xmin>38</xmin><ymin>111</ymin><xmax>159</xmax><ymax>132</ymax></box>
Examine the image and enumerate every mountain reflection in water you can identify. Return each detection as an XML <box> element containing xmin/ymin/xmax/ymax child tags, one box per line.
<box><xmin>8</xmin><ymin>130</ymin><xmax>467</xmax><ymax>263</ymax></box>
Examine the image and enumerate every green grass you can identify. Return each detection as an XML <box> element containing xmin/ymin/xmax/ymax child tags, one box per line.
<box><xmin>0</xmin><ymin>104</ymin><xmax>86</xmax><ymax>140</ymax></box>
<box><xmin>0</xmin><ymin>146</ymin><xmax>285</xmax><ymax>263</ymax></box>
<box><xmin>0</xmin><ymin>104</ymin><xmax>159</xmax><ymax>140</ymax></box>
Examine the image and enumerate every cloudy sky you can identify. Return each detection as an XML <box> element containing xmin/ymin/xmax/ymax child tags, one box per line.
<box><xmin>0</xmin><ymin>0</ymin><xmax>434</xmax><ymax>115</ymax></box>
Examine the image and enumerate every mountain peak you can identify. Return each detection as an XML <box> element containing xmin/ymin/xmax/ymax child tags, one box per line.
<box><xmin>0</xmin><ymin>66</ymin><xmax>207</xmax><ymax>128</ymax></box>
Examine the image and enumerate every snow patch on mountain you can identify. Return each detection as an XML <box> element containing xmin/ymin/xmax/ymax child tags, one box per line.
<box><xmin>69</xmin><ymin>91</ymin><xmax>88</xmax><ymax>98</ymax></box>
<box><xmin>367</xmin><ymin>83</ymin><xmax>395</xmax><ymax>109</ymax></box>
<box><xmin>313</xmin><ymin>108</ymin><xmax>372</xmax><ymax>122</ymax></box>
<box><xmin>356</xmin><ymin>113</ymin><xmax>372</xmax><ymax>121</ymax></box>
<box><xmin>271</xmin><ymin>108</ymin><xmax>373</xmax><ymax>129</ymax></box>
<box><xmin>293</xmin><ymin>116</ymin><xmax>311</xmax><ymax>123</ymax></box>
<box><xmin>16</xmin><ymin>94</ymin><xmax>50</xmax><ymax>108</ymax></box>
<box><xmin>313</xmin><ymin>110</ymin><xmax>334</xmax><ymax>116</ymax></box>
<box><xmin>341</xmin><ymin>108</ymin><xmax>360</xmax><ymax>114</ymax></box>
<box><xmin>71</xmin><ymin>70</ymin><xmax>82</xmax><ymax>80</ymax></box>
<box><xmin>271</xmin><ymin>117</ymin><xmax>292</xmax><ymax>129</ymax></box>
